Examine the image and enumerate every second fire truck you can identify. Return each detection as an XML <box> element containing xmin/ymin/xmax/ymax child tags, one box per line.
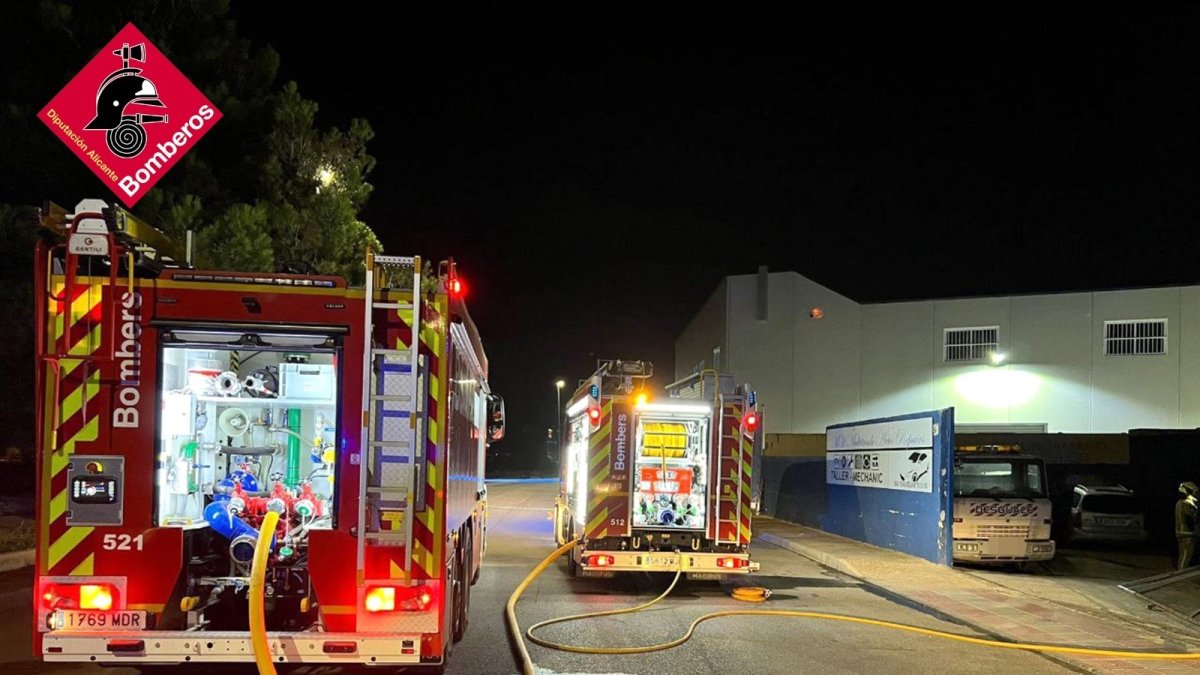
<box><xmin>554</xmin><ymin>360</ymin><xmax>762</xmax><ymax>578</ymax></box>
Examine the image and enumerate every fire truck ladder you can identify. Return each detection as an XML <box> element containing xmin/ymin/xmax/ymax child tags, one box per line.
<box><xmin>38</xmin><ymin>200</ymin><xmax>182</xmax><ymax>456</ymax></box>
<box><xmin>358</xmin><ymin>254</ymin><xmax>424</xmax><ymax>585</ymax></box>
<box><xmin>716</xmin><ymin>396</ymin><xmax>745</xmax><ymax>544</ymax></box>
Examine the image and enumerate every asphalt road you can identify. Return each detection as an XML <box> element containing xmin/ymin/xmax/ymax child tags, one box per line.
<box><xmin>0</xmin><ymin>481</ymin><xmax>1074</xmax><ymax>674</ymax></box>
<box><xmin>455</xmin><ymin>482</ymin><xmax>1071</xmax><ymax>675</ymax></box>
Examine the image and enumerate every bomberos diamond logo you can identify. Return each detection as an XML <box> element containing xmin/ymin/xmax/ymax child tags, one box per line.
<box><xmin>38</xmin><ymin>23</ymin><xmax>222</xmax><ymax>206</ymax></box>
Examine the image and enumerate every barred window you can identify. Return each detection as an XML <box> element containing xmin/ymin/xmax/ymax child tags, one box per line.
<box><xmin>944</xmin><ymin>326</ymin><xmax>999</xmax><ymax>362</ymax></box>
<box><xmin>1104</xmin><ymin>319</ymin><xmax>1167</xmax><ymax>356</ymax></box>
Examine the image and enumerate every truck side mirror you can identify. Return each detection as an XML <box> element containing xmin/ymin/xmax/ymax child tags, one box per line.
<box><xmin>487</xmin><ymin>394</ymin><xmax>506</xmax><ymax>443</ymax></box>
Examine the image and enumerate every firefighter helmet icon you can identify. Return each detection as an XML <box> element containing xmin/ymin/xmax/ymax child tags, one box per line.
<box><xmin>84</xmin><ymin>42</ymin><xmax>167</xmax><ymax>158</ymax></box>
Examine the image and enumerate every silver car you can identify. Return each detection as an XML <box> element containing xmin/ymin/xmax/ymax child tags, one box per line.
<box><xmin>1069</xmin><ymin>484</ymin><xmax>1148</xmax><ymax>542</ymax></box>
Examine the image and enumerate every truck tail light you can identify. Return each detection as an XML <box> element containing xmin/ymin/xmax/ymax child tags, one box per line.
<box><xmin>364</xmin><ymin>587</ymin><xmax>395</xmax><ymax>612</ymax></box>
<box><xmin>365</xmin><ymin>585</ymin><xmax>435</xmax><ymax>613</ymax></box>
<box><xmin>80</xmin><ymin>584</ymin><xmax>114</xmax><ymax>611</ymax></box>
<box><xmin>717</xmin><ymin>557</ymin><xmax>749</xmax><ymax>569</ymax></box>
<box><xmin>41</xmin><ymin>580</ymin><xmax>119</xmax><ymax>611</ymax></box>
<box><xmin>106</xmin><ymin>639</ymin><xmax>144</xmax><ymax>653</ymax></box>
<box><xmin>414</xmin><ymin>589</ymin><xmax>433</xmax><ymax>610</ymax></box>
<box><xmin>587</xmin><ymin>554</ymin><xmax>614</xmax><ymax>567</ymax></box>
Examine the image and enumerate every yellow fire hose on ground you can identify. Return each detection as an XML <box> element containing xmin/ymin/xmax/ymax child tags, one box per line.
<box><xmin>505</xmin><ymin>540</ymin><xmax>1200</xmax><ymax>675</ymax></box>
<box><xmin>249</xmin><ymin>510</ymin><xmax>281</xmax><ymax>675</ymax></box>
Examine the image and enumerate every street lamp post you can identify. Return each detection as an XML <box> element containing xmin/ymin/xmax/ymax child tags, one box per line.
<box><xmin>555</xmin><ymin>380</ymin><xmax>566</xmax><ymax>441</ymax></box>
<box><xmin>548</xmin><ymin>380</ymin><xmax>566</xmax><ymax>467</ymax></box>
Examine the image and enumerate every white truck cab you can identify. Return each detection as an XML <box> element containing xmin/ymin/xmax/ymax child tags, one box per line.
<box><xmin>952</xmin><ymin>446</ymin><xmax>1055</xmax><ymax>565</ymax></box>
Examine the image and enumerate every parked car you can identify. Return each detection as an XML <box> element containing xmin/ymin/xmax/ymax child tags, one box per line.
<box><xmin>1068</xmin><ymin>484</ymin><xmax>1148</xmax><ymax>543</ymax></box>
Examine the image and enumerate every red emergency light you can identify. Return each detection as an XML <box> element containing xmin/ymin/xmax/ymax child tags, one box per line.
<box><xmin>80</xmin><ymin>584</ymin><xmax>114</xmax><ymax>611</ymax></box>
<box><xmin>448</xmin><ymin>276</ymin><xmax>466</xmax><ymax>299</ymax></box>
<box><xmin>364</xmin><ymin>585</ymin><xmax>434</xmax><ymax>612</ymax></box>
<box><xmin>587</xmin><ymin>405</ymin><xmax>602</xmax><ymax>425</ymax></box>
<box><xmin>41</xmin><ymin>581</ymin><xmax>119</xmax><ymax>611</ymax></box>
<box><xmin>743</xmin><ymin>411</ymin><xmax>758</xmax><ymax>432</ymax></box>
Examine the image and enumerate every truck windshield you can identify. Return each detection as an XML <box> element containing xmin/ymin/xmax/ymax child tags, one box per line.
<box><xmin>954</xmin><ymin>459</ymin><xmax>1046</xmax><ymax>498</ymax></box>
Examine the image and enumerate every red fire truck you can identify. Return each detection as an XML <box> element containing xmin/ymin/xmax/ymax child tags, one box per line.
<box><xmin>32</xmin><ymin>199</ymin><xmax>503</xmax><ymax>670</ymax></box>
<box><xmin>554</xmin><ymin>360</ymin><xmax>761</xmax><ymax>578</ymax></box>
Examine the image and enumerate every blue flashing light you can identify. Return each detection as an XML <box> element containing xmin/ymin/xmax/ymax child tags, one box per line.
<box><xmin>589</xmin><ymin>384</ymin><xmax>600</xmax><ymax>399</ymax></box>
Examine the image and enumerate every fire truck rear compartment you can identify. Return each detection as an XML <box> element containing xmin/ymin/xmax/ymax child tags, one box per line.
<box><xmin>156</xmin><ymin>335</ymin><xmax>340</xmax><ymax>631</ymax></box>
<box><xmin>632</xmin><ymin>414</ymin><xmax>710</xmax><ymax>531</ymax></box>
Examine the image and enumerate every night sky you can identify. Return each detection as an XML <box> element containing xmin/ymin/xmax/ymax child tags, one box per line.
<box><xmin>49</xmin><ymin>7</ymin><xmax>1200</xmax><ymax>466</ymax></box>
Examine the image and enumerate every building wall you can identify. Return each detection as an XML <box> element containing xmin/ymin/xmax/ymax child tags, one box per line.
<box><xmin>865</xmin><ymin>289</ymin><xmax>1190</xmax><ymax>433</ymax></box>
<box><xmin>676</xmin><ymin>272</ymin><xmax>1200</xmax><ymax>434</ymax></box>
<box><xmin>707</xmin><ymin>271</ymin><xmax>864</xmax><ymax>434</ymax></box>
<box><xmin>725</xmin><ymin>273</ymin><xmax>797</xmax><ymax>432</ymax></box>
<box><xmin>792</xmin><ymin>275</ymin><xmax>862</xmax><ymax>431</ymax></box>
<box><xmin>673</xmin><ymin>278</ymin><xmax>728</xmax><ymax>381</ymax></box>
<box><xmin>1181</xmin><ymin>287</ymin><xmax>1200</xmax><ymax>428</ymax></box>
<box><xmin>1089</xmin><ymin>288</ymin><xmax>1181</xmax><ymax>430</ymax></box>
<box><xmin>1007</xmin><ymin>293</ymin><xmax>1092</xmax><ymax>430</ymax></box>
<box><xmin>860</xmin><ymin>301</ymin><xmax>935</xmax><ymax>419</ymax></box>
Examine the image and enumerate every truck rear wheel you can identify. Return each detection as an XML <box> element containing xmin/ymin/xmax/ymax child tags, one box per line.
<box><xmin>565</xmin><ymin>521</ymin><xmax>579</xmax><ymax>577</ymax></box>
<box><xmin>469</xmin><ymin>525</ymin><xmax>481</xmax><ymax>585</ymax></box>
<box><xmin>452</xmin><ymin>530</ymin><xmax>470</xmax><ymax>642</ymax></box>
<box><xmin>460</xmin><ymin>529</ymin><xmax>473</xmax><ymax>629</ymax></box>
<box><xmin>567</xmin><ymin>545</ymin><xmax>579</xmax><ymax>577</ymax></box>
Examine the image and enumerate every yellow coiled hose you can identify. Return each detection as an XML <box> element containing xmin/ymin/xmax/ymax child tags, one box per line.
<box><xmin>504</xmin><ymin>540</ymin><xmax>1200</xmax><ymax>675</ymax></box>
<box><xmin>249</xmin><ymin>510</ymin><xmax>280</xmax><ymax>675</ymax></box>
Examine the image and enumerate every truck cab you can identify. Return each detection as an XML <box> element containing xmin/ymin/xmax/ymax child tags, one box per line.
<box><xmin>952</xmin><ymin>446</ymin><xmax>1055</xmax><ymax>565</ymax></box>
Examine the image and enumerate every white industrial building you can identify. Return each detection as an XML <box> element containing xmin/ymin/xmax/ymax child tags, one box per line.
<box><xmin>675</xmin><ymin>268</ymin><xmax>1200</xmax><ymax>434</ymax></box>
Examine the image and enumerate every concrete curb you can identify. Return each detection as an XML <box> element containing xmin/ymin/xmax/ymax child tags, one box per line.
<box><xmin>0</xmin><ymin>549</ymin><xmax>34</xmax><ymax>573</ymax></box>
<box><xmin>757</xmin><ymin>531</ymin><xmax>864</xmax><ymax>578</ymax></box>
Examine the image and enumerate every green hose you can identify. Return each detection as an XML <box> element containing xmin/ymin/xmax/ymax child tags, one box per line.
<box><xmin>285</xmin><ymin>408</ymin><xmax>301</xmax><ymax>488</ymax></box>
<box><xmin>182</xmin><ymin>441</ymin><xmax>198</xmax><ymax>492</ymax></box>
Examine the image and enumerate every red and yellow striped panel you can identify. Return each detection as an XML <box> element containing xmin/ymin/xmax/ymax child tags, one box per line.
<box><xmin>716</xmin><ymin>403</ymin><xmax>751</xmax><ymax>544</ymax></box>
<box><xmin>41</xmin><ymin>281</ymin><xmax>105</xmax><ymax>577</ymax></box>
<box><xmin>384</xmin><ymin>295</ymin><xmax>448</xmax><ymax>581</ymax></box>
<box><xmin>584</xmin><ymin>400</ymin><xmax>613</xmax><ymax>539</ymax></box>
<box><xmin>738</xmin><ymin>412</ymin><xmax>754</xmax><ymax>546</ymax></box>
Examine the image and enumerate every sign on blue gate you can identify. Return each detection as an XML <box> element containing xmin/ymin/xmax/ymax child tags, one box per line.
<box><xmin>827</xmin><ymin>417</ymin><xmax>934</xmax><ymax>493</ymax></box>
<box><xmin>822</xmin><ymin>409</ymin><xmax>955</xmax><ymax>565</ymax></box>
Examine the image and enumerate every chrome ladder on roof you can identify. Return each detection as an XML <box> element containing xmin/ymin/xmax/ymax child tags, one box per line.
<box><xmin>357</xmin><ymin>254</ymin><xmax>423</xmax><ymax>586</ymax></box>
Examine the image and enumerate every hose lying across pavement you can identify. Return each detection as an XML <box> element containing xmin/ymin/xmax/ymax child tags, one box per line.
<box><xmin>505</xmin><ymin>539</ymin><xmax>1200</xmax><ymax>675</ymax></box>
